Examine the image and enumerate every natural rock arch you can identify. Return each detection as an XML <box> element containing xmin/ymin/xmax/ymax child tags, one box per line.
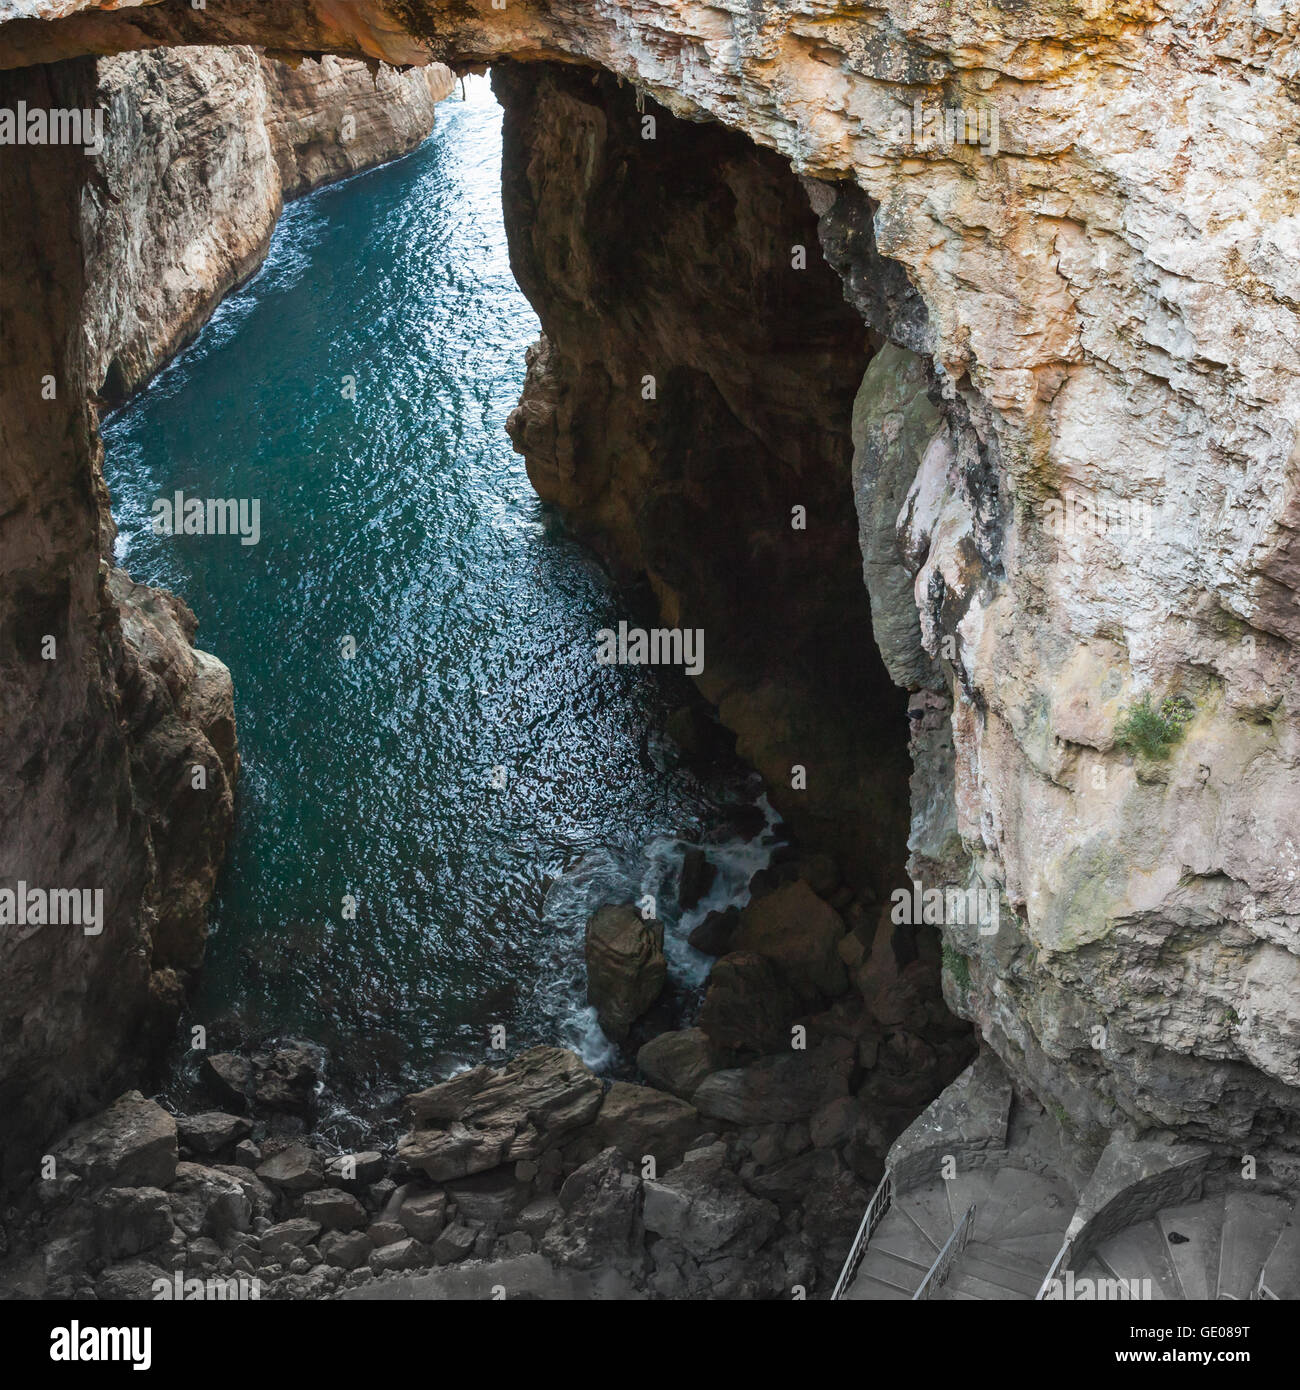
<box><xmin>1</xmin><ymin>1</ymin><xmax>1298</xmax><ymax>1182</ymax></box>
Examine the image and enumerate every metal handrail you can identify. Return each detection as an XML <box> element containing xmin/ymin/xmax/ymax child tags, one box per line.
<box><xmin>1034</xmin><ymin>1237</ymin><xmax>1073</xmax><ymax>1300</ymax></box>
<box><xmin>913</xmin><ymin>1202</ymin><xmax>976</xmax><ymax>1300</ymax></box>
<box><xmin>830</xmin><ymin>1168</ymin><xmax>894</xmax><ymax>1300</ymax></box>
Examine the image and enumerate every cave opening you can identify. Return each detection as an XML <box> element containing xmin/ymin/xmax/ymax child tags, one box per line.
<box><xmin>2</xmin><ymin>51</ymin><xmax>974</xmax><ymax>1198</ymax></box>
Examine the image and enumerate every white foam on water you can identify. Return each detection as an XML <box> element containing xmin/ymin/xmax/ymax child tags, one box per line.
<box><xmin>535</xmin><ymin>796</ymin><xmax>782</xmax><ymax>1068</ymax></box>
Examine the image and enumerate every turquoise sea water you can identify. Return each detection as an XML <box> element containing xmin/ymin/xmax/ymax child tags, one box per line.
<box><xmin>102</xmin><ymin>78</ymin><xmax>774</xmax><ymax>1115</ymax></box>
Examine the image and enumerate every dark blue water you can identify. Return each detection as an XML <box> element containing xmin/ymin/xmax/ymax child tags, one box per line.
<box><xmin>102</xmin><ymin>78</ymin><xmax>774</xmax><ymax>1112</ymax></box>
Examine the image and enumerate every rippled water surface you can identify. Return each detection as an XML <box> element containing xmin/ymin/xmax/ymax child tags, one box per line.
<box><xmin>102</xmin><ymin>79</ymin><xmax>773</xmax><ymax>1110</ymax></box>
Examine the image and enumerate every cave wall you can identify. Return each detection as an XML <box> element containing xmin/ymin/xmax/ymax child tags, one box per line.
<box><xmin>0</xmin><ymin>57</ymin><xmax>198</xmax><ymax>1185</ymax></box>
<box><xmin>0</xmin><ymin>1</ymin><xmax>1298</xmax><ymax>1164</ymax></box>
<box><xmin>495</xmin><ymin>60</ymin><xmax>911</xmax><ymax>900</ymax></box>
<box><xmin>85</xmin><ymin>47</ymin><xmax>455</xmax><ymax>405</ymax></box>
<box><xmin>0</xmin><ymin>39</ymin><xmax>451</xmax><ymax>1184</ymax></box>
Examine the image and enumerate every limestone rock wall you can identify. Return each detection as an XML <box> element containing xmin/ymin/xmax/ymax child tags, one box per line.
<box><xmin>1</xmin><ymin>2</ymin><xmax>1298</xmax><ymax>1164</ymax></box>
<box><xmin>0</xmin><ymin>40</ymin><xmax>450</xmax><ymax>1185</ymax></box>
<box><xmin>83</xmin><ymin>46</ymin><xmax>454</xmax><ymax>404</ymax></box>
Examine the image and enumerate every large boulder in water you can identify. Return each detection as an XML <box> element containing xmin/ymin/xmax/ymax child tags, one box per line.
<box><xmin>584</xmin><ymin>904</ymin><xmax>666</xmax><ymax>1043</ymax></box>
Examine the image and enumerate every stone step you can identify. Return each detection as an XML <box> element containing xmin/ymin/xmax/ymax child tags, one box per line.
<box><xmin>964</xmin><ymin>1239</ymin><xmax>1051</xmax><ymax>1286</ymax></box>
<box><xmin>1258</xmin><ymin>1206</ymin><xmax>1300</xmax><ymax>1301</ymax></box>
<box><xmin>984</xmin><ymin>1165</ymin><xmax>1054</xmax><ymax>1233</ymax></box>
<box><xmin>1158</xmin><ymin>1194</ymin><xmax>1224</xmax><ymax>1302</ymax></box>
<box><xmin>871</xmin><ymin>1209</ymin><xmax>940</xmax><ymax>1268</ymax></box>
<box><xmin>991</xmin><ymin>1229</ymin><xmax>1070</xmax><ymax>1268</ymax></box>
<box><xmin>896</xmin><ymin>1184</ymin><xmax>956</xmax><ymax>1249</ymax></box>
<box><xmin>933</xmin><ymin>1265</ymin><xmax>1032</xmax><ymax>1300</ymax></box>
<box><xmin>1096</xmin><ymin>1219</ymin><xmax>1180</xmax><ymax>1299</ymax></box>
<box><xmin>995</xmin><ymin>1188</ymin><xmax>1072</xmax><ymax>1242</ymax></box>
<box><xmin>1218</xmin><ymin>1191</ymin><xmax>1293</xmax><ymax>1302</ymax></box>
<box><xmin>942</xmin><ymin>1171</ymin><xmax>993</xmax><ymax>1232</ymax></box>
<box><xmin>850</xmin><ymin>1245</ymin><xmax>925</xmax><ymax>1299</ymax></box>
<box><xmin>846</xmin><ymin>1270</ymin><xmax>915</xmax><ymax>1301</ymax></box>
<box><xmin>956</xmin><ymin>1248</ymin><xmax>1044</xmax><ymax>1297</ymax></box>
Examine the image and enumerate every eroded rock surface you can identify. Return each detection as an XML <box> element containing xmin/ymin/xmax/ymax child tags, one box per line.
<box><xmin>0</xmin><ymin>0</ymin><xmax>1297</xmax><ymax>1178</ymax></box>
<box><xmin>84</xmin><ymin>46</ymin><xmax>454</xmax><ymax>404</ymax></box>
<box><xmin>0</xmin><ymin>39</ymin><xmax>450</xmax><ymax>1183</ymax></box>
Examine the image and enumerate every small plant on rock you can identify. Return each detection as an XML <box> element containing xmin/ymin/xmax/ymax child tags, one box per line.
<box><xmin>1114</xmin><ymin>693</ymin><xmax>1194</xmax><ymax>759</ymax></box>
<box><xmin>942</xmin><ymin>943</ymin><xmax>971</xmax><ymax>995</ymax></box>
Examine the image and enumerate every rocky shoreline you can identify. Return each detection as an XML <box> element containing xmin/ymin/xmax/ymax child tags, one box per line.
<box><xmin>0</xmin><ymin>845</ymin><xmax>973</xmax><ymax>1300</ymax></box>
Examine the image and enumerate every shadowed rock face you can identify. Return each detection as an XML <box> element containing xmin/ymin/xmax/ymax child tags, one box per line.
<box><xmin>496</xmin><ymin>60</ymin><xmax>912</xmax><ymax>899</ymax></box>
<box><xmin>2</xmin><ymin>1</ymin><xmax>1299</xmax><ymax>1165</ymax></box>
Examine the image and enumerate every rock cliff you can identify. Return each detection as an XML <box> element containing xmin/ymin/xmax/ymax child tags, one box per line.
<box><xmin>84</xmin><ymin>46</ymin><xmax>454</xmax><ymax>404</ymax></box>
<box><xmin>0</xmin><ymin>1</ymin><xmax>1298</xmax><ymax>1180</ymax></box>
<box><xmin>0</xmin><ymin>38</ymin><xmax>450</xmax><ymax>1184</ymax></box>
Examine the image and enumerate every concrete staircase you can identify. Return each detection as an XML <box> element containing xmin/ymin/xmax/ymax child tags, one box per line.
<box><xmin>1074</xmin><ymin>1191</ymin><xmax>1300</xmax><ymax>1300</ymax></box>
<box><xmin>844</xmin><ymin>1167</ymin><xmax>1072</xmax><ymax>1301</ymax></box>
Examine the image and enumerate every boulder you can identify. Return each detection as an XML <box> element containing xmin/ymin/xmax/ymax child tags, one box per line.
<box><xmin>255</xmin><ymin>1142</ymin><xmax>323</xmax><ymax>1193</ymax></box>
<box><xmin>432</xmin><ymin>1223</ymin><xmax>477</xmax><ymax>1264</ymax></box>
<box><xmin>642</xmin><ymin>1158</ymin><xmax>779</xmax><ymax>1260</ymax></box>
<box><xmin>397</xmin><ymin>1190</ymin><xmax>447</xmax><ymax>1243</ymax></box>
<box><xmin>515</xmin><ymin>1196</ymin><xmax>560</xmax><ymax>1238</ymax></box>
<box><xmin>366</xmin><ymin>1220</ymin><xmax>407</xmax><ymax>1248</ymax></box>
<box><xmin>319</xmin><ymin>1229</ymin><xmax>371</xmax><ymax>1270</ymax></box>
<box><xmin>539</xmin><ymin>1148</ymin><xmax>643</xmax><ymax>1271</ymax></box>
<box><xmin>692</xmin><ymin>1042</ymin><xmax>854</xmax><ymax>1125</ymax></box>
<box><xmin>201</xmin><ymin>1043</ymin><xmax>324</xmax><ymax>1118</ymax></box>
<box><xmin>210</xmin><ymin>1164</ymin><xmax>277</xmax><ymax>1221</ymax></box>
<box><xmin>636</xmin><ymin>1027</ymin><xmax>721</xmax><ymax>1100</ymax></box>
<box><xmin>201</xmin><ymin>1054</ymin><xmax>252</xmax><ymax>1108</ymax></box>
<box><xmin>94</xmin><ymin>1186</ymin><xmax>173</xmax><ymax>1261</ymax></box>
<box><xmin>584</xmin><ymin>904</ymin><xmax>667</xmax><ymax>1042</ymax></box>
<box><xmin>95</xmin><ymin>1260</ymin><xmax>168</xmax><ymax>1301</ymax></box>
<box><xmin>698</xmin><ymin>952</ymin><xmax>799</xmax><ymax>1054</ymax></box>
<box><xmin>369</xmin><ymin>1237</ymin><xmax>431</xmax><ymax>1273</ymax></box>
<box><xmin>167</xmin><ymin>1162</ymin><xmax>253</xmax><ymax>1238</ymax></box>
<box><xmin>233</xmin><ymin>1140</ymin><xmax>261</xmax><ymax>1169</ymax></box>
<box><xmin>325</xmin><ymin>1151</ymin><xmax>385</xmax><ymax>1187</ymax></box>
<box><xmin>567</xmin><ymin>1082</ymin><xmax>701</xmax><ymax>1168</ymax></box>
<box><xmin>52</xmin><ymin>1091</ymin><xmax>177</xmax><ymax>1190</ymax></box>
<box><xmin>444</xmin><ymin>1170</ymin><xmax>527</xmax><ymax>1230</ymax></box>
<box><xmin>687</xmin><ymin>905</ymin><xmax>740</xmax><ymax>956</ymax></box>
<box><xmin>261</xmin><ymin>1217</ymin><xmax>322</xmax><ymax>1263</ymax></box>
<box><xmin>301</xmin><ymin>1187</ymin><xmax>366</xmax><ymax>1232</ymax></box>
<box><xmin>399</xmin><ymin>1047</ymin><xmax>603</xmax><ymax>1181</ymax></box>
<box><xmin>730</xmin><ymin>880</ymin><xmax>847</xmax><ymax>1000</ymax></box>
<box><xmin>809</xmin><ymin>1096</ymin><xmax>867</xmax><ymax>1149</ymax></box>
<box><xmin>248</xmin><ymin>1041</ymin><xmax>324</xmax><ymax>1117</ymax></box>
<box><xmin>178</xmin><ymin>1111</ymin><xmax>252</xmax><ymax>1157</ymax></box>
